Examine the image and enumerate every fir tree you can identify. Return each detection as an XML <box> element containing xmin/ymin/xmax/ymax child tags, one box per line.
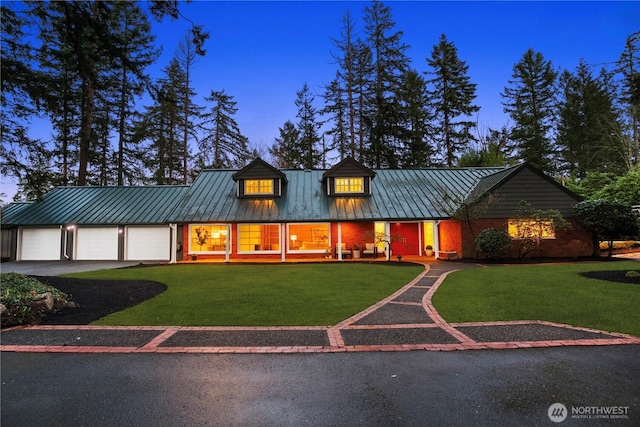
<box><xmin>425</xmin><ymin>34</ymin><xmax>480</xmax><ymax>167</ymax></box>
<box><xmin>501</xmin><ymin>48</ymin><xmax>557</xmax><ymax>173</ymax></box>
<box><xmin>198</xmin><ymin>90</ymin><xmax>249</xmax><ymax>169</ymax></box>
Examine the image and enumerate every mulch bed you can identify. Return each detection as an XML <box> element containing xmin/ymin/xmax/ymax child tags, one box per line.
<box><xmin>580</xmin><ymin>270</ymin><xmax>640</xmax><ymax>285</ymax></box>
<box><xmin>31</xmin><ymin>276</ymin><xmax>167</xmax><ymax>325</ymax></box>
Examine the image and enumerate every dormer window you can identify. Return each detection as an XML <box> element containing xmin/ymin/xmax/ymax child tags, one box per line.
<box><xmin>335</xmin><ymin>177</ymin><xmax>363</xmax><ymax>194</ymax></box>
<box><xmin>245</xmin><ymin>179</ymin><xmax>274</xmax><ymax>195</ymax></box>
<box><xmin>322</xmin><ymin>156</ymin><xmax>375</xmax><ymax>197</ymax></box>
<box><xmin>232</xmin><ymin>158</ymin><xmax>287</xmax><ymax>198</ymax></box>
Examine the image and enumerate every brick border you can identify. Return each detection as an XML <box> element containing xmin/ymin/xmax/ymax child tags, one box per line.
<box><xmin>3</xmin><ymin>262</ymin><xmax>639</xmax><ymax>354</ymax></box>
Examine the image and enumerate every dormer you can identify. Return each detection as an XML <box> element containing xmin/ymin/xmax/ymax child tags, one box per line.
<box><xmin>322</xmin><ymin>156</ymin><xmax>376</xmax><ymax>196</ymax></box>
<box><xmin>232</xmin><ymin>158</ymin><xmax>287</xmax><ymax>198</ymax></box>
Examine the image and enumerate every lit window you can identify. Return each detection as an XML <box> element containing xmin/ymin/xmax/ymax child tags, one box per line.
<box><xmin>508</xmin><ymin>219</ymin><xmax>556</xmax><ymax>239</ymax></box>
<box><xmin>288</xmin><ymin>223</ymin><xmax>330</xmax><ymax>252</ymax></box>
<box><xmin>238</xmin><ymin>224</ymin><xmax>280</xmax><ymax>252</ymax></box>
<box><xmin>189</xmin><ymin>224</ymin><xmax>229</xmax><ymax>253</ymax></box>
<box><xmin>335</xmin><ymin>177</ymin><xmax>363</xmax><ymax>193</ymax></box>
<box><xmin>245</xmin><ymin>179</ymin><xmax>274</xmax><ymax>195</ymax></box>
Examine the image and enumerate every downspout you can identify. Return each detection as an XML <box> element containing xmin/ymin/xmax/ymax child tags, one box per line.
<box><xmin>169</xmin><ymin>224</ymin><xmax>177</xmax><ymax>264</ymax></box>
<box><xmin>62</xmin><ymin>225</ymin><xmax>70</xmax><ymax>260</ymax></box>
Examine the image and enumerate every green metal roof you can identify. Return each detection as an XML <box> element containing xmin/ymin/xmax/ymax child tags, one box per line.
<box><xmin>3</xmin><ymin>165</ymin><xmax>530</xmax><ymax>226</ymax></box>
<box><xmin>167</xmin><ymin>166</ymin><xmax>506</xmax><ymax>223</ymax></box>
<box><xmin>1</xmin><ymin>185</ymin><xmax>189</xmax><ymax>226</ymax></box>
<box><xmin>1</xmin><ymin>202</ymin><xmax>33</xmax><ymax>225</ymax></box>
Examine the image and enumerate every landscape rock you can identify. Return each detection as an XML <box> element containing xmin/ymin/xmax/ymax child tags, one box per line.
<box><xmin>32</xmin><ymin>292</ymin><xmax>54</xmax><ymax>311</ymax></box>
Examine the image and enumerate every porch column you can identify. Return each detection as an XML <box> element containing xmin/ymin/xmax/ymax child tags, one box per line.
<box><xmin>434</xmin><ymin>221</ymin><xmax>441</xmax><ymax>259</ymax></box>
<box><xmin>281</xmin><ymin>223</ymin><xmax>286</xmax><ymax>263</ymax></box>
<box><xmin>337</xmin><ymin>222</ymin><xmax>343</xmax><ymax>261</ymax></box>
<box><xmin>385</xmin><ymin>222</ymin><xmax>391</xmax><ymax>261</ymax></box>
<box><xmin>225</xmin><ymin>224</ymin><xmax>231</xmax><ymax>263</ymax></box>
<box><xmin>418</xmin><ymin>222</ymin><xmax>424</xmax><ymax>256</ymax></box>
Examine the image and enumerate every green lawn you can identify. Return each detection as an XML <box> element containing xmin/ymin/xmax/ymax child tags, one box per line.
<box><xmin>432</xmin><ymin>261</ymin><xmax>640</xmax><ymax>337</ymax></box>
<box><xmin>65</xmin><ymin>263</ymin><xmax>424</xmax><ymax>326</ymax></box>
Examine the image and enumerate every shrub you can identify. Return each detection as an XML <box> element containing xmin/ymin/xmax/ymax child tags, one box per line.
<box><xmin>1</xmin><ymin>272</ymin><xmax>69</xmax><ymax>327</ymax></box>
<box><xmin>475</xmin><ymin>228</ymin><xmax>512</xmax><ymax>259</ymax></box>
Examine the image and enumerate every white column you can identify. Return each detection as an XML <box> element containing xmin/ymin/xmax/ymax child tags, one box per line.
<box><xmin>337</xmin><ymin>222</ymin><xmax>343</xmax><ymax>261</ymax></box>
<box><xmin>434</xmin><ymin>221</ymin><xmax>441</xmax><ymax>259</ymax></box>
<box><xmin>281</xmin><ymin>223</ymin><xmax>286</xmax><ymax>263</ymax></box>
<box><xmin>225</xmin><ymin>224</ymin><xmax>231</xmax><ymax>263</ymax></box>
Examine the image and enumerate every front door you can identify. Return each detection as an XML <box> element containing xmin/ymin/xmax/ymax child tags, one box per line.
<box><xmin>389</xmin><ymin>223</ymin><xmax>420</xmax><ymax>256</ymax></box>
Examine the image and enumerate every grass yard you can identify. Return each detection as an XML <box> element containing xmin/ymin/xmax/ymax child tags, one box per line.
<box><xmin>65</xmin><ymin>263</ymin><xmax>424</xmax><ymax>326</ymax></box>
<box><xmin>432</xmin><ymin>261</ymin><xmax>640</xmax><ymax>337</ymax></box>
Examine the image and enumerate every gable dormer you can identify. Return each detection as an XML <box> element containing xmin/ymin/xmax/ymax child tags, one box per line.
<box><xmin>232</xmin><ymin>158</ymin><xmax>287</xmax><ymax>198</ymax></box>
<box><xmin>322</xmin><ymin>156</ymin><xmax>376</xmax><ymax>196</ymax></box>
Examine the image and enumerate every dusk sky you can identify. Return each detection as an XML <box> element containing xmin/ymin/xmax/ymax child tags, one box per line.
<box><xmin>2</xmin><ymin>1</ymin><xmax>639</xmax><ymax>200</ymax></box>
<box><xmin>154</xmin><ymin>0</ymin><xmax>638</xmax><ymax>145</ymax></box>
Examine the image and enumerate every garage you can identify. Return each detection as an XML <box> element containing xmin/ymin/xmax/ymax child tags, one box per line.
<box><xmin>126</xmin><ymin>226</ymin><xmax>171</xmax><ymax>261</ymax></box>
<box><xmin>75</xmin><ymin>226</ymin><xmax>119</xmax><ymax>260</ymax></box>
<box><xmin>20</xmin><ymin>228</ymin><xmax>61</xmax><ymax>260</ymax></box>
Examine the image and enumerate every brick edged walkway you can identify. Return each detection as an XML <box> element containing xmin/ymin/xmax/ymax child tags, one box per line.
<box><xmin>2</xmin><ymin>262</ymin><xmax>639</xmax><ymax>354</ymax></box>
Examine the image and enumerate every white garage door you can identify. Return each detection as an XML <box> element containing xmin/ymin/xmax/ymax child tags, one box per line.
<box><xmin>126</xmin><ymin>226</ymin><xmax>170</xmax><ymax>261</ymax></box>
<box><xmin>20</xmin><ymin>228</ymin><xmax>61</xmax><ymax>260</ymax></box>
<box><xmin>76</xmin><ymin>227</ymin><xmax>119</xmax><ymax>260</ymax></box>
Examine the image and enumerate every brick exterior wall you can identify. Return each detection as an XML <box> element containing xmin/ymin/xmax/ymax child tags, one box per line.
<box><xmin>461</xmin><ymin>218</ymin><xmax>594</xmax><ymax>259</ymax></box>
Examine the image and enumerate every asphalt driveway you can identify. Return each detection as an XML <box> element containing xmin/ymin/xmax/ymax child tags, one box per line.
<box><xmin>2</xmin><ymin>345</ymin><xmax>639</xmax><ymax>426</ymax></box>
<box><xmin>1</xmin><ymin>260</ymin><xmax>144</xmax><ymax>276</ymax></box>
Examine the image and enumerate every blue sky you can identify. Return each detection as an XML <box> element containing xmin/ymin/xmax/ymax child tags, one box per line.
<box><xmin>152</xmin><ymin>0</ymin><xmax>638</xmax><ymax>146</ymax></box>
<box><xmin>2</xmin><ymin>1</ymin><xmax>638</xmax><ymax>201</ymax></box>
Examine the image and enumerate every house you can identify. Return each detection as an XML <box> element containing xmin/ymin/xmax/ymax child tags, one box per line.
<box><xmin>0</xmin><ymin>157</ymin><xmax>593</xmax><ymax>262</ymax></box>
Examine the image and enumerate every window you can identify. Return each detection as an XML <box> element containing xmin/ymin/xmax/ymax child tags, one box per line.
<box><xmin>335</xmin><ymin>177</ymin><xmax>363</xmax><ymax>193</ymax></box>
<box><xmin>508</xmin><ymin>219</ymin><xmax>556</xmax><ymax>239</ymax></box>
<box><xmin>238</xmin><ymin>224</ymin><xmax>280</xmax><ymax>252</ymax></box>
<box><xmin>245</xmin><ymin>179</ymin><xmax>274</xmax><ymax>195</ymax></box>
<box><xmin>189</xmin><ymin>224</ymin><xmax>229</xmax><ymax>253</ymax></box>
<box><xmin>288</xmin><ymin>223</ymin><xmax>330</xmax><ymax>252</ymax></box>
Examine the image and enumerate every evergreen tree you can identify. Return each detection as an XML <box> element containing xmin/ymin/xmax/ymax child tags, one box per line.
<box><xmin>0</xmin><ymin>5</ymin><xmax>56</xmax><ymax>200</ymax></box>
<box><xmin>557</xmin><ymin>60</ymin><xmax>625</xmax><ymax>178</ymax></box>
<box><xmin>501</xmin><ymin>48</ymin><xmax>557</xmax><ymax>173</ymax></box>
<box><xmin>139</xmin><ymin>60</ymin><xmax>187</xmax><ymax>185</ymax></box>
<box><xmin>176</xmin><ymin>33</ymin><xmax>205</xmax><ymax>184</ymax></box>
<box><xmin>269</xmin><ymin>121</ymin><xmax>300</xmax><ymax>169</ymax></box>
<box><xmin>362</xmin><ymin>0</ymin><xmax>410</xmax><ymax>168</ymax></box>
<box><xmin>322</xmin><ymin>77</ymin><xmax>347</xmax><ymax>160</ymax></box>
<box><xmin>397</xmin><ymin>69</ymin><xmax>433</xmax><ymax>167</ymax></box>
<box><xmin>111</xmin><ymin>1</ymin><xmax>159</xmax><ymax>185</ymax></box>
<box><xmin>198</xmin><ymin>89</ymin><xmax>250</xmax><ymax>169</ymax></box>
<box><xmin>425</xmin><ymin>34</ymin><xmax>480</xmax><ymax>167</ymax></box>
<box><xmin>294</xmin><ymin>83</ymin><xmax>322</xmax><ymax>169</ymax></box>
<box><xmin>329</xmin><ymin>10</ymin><xmax>358</xmax><ymax>159</ymax></box>
<box><xmin>616</xmin><ymin>31</ymin><xmax>640</xmax><ymax>168</ymax></box>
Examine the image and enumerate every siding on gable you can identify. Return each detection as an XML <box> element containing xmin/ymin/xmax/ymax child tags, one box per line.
<box><xmin>482</xmin><ymin>167</ymin><xmax>581</xmax><ymax>218</ymax></box>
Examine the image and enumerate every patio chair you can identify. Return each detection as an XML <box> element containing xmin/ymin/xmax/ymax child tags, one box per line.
<box><xmin>362</xmin><ymin>243</ymin><xmax>378</xmax><ymax>258</ymax></box>
<box><xmin>335</xmin><ymin>243</ymin><xmax>352</xmax><ymax>259</ymax></box>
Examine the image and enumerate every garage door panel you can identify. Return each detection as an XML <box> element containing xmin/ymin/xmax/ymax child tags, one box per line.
<box><xmin>126</xmin><ymin>226</ymin><xmax>170</xmax><ymax>260</ymax></box>
<box><xmin>76</xmin><ymin>227</ymin><xmax>118</xmax><ymax>260</ymax></box>
<box><xmin>21</xmin><ymin>228</ymin><xmax>61</xmax><ymax>260</ymax></box>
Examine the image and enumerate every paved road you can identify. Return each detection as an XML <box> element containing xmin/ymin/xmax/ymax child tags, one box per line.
<box><xmin>2</xmin><ymin>345</ymin><xmax>639</xmax><ymax>426</ymax></box>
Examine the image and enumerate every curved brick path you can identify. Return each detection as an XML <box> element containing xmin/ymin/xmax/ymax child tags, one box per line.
<box><xmin>2</xmin><ymin>261</ymin><xmax>639</xmax><ymax>354</ymax></box>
